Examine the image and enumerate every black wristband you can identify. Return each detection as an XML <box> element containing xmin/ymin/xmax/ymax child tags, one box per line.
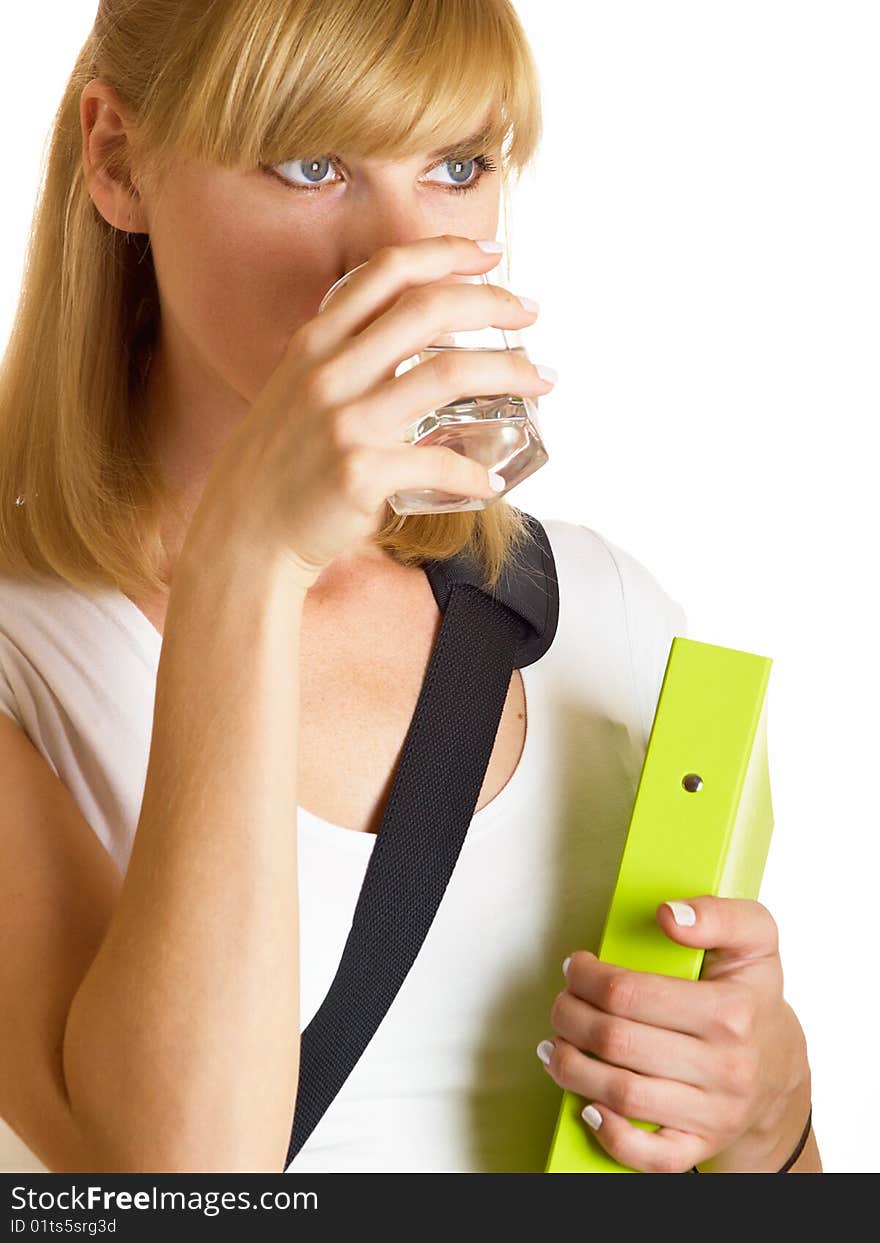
<box><xmin>776</xmin><ymin>1105</ymin><xmax>813</xmax><ymax>1173</ymax></box>
<box><xmin>689</xmin><ymin>1106</ymin><xmax>813</xmax><ymax>1173</ymax></box>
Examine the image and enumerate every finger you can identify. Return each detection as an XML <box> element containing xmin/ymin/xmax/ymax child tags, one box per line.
<box><xmin>566</xmin><ymin>951</ymin><xmax>726</xmax><ymax>1039</ymax></box>
<box><xmin>541</xmin><ymin>1035</ymin><xmax>712</xmax><ymax>1136</ymax></box>
<box><xmin>341</xmin><ymin>442</ymin><xmax>503</xmax><ymax>511</ymax></box>
<box><xmin>309</xmin><ymin>233</ymin><xmax>506</xmax><ymax>350</ymax></box>
<box><xmin>314</xmin><ymin>278</ymin><xmax>538</xmax><ymax>406</ymax></box>
<box><xmin>550</xmin><ymin>990</ymin><xmax>713</xmax><ymax>1088</ymax></box>
<box><xmin>346</xmin><ymin>348</ymin><xmax>556</xmax><ymax>446</ymax></box>
<box><xmin>656</xmin><ymin>896</ymin><xmax>781</xmax><ymax>982</ymax></box>
<box><xmin>579</xmin><ymin>1100</ymin><xmax>705</xmax><ymax>1175</ymax></box>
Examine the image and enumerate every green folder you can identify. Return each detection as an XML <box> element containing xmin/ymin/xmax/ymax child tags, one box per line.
<box><xmin>544</xmin><ymin>636</ymin><xmax>774</xmax><ymax>1173</ymax></box>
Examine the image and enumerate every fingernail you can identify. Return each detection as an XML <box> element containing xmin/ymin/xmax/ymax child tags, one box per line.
<box><xmin>536</xmin><ymin>1039</ymin><xmax>554</xmax><ymax>1066</ymax></box>
<box><xmin>517</xmin><ymin>295</ymin><xmax>540</xmax><ymax>313</ymax></box>
<box><xmin>535</xmin><ymin>364</ymin><xmax>558</xmax><ymax>384</ymax></box>
<box><xmin>475</xmin><ymin>238</ymin><xmax>504</xmax><ymax>252</ymax></box>
<box><xmin>665</xmin><ymin>901</ymin><xmax>696</xmax><ymax>926</ymax></box>
<box><xmin>488</xmin><ymin>471</ymin><xmax>506</xmax><ymax>493</ymax></box>
<box><xmin>582</xmin><ymin>1104</ymin><xmax>603</xmax><ymax>1130</ymax></box>
<box><xmin>562</xmin><ymin>955</ymin><xmax>571</xmax><ymax>977</ymax></box>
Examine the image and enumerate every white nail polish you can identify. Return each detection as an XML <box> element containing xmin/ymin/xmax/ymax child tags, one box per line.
<box><xmin>665</xmin><ymin>900</ymin><xmax>696</xmax><ymax>926</ymax></box>
<box><xmin>518</xmin><ymin>295</ymin><xmax>539</xmax><ymax>313</ymax></box>
<box><xmin>475</xmin><ymin>239</ymin><xmax>504</xmax><ymax>252</ymax></box>
<box><xmin>582</xmin><ymin>1104</ymin><xmax>603</xmax><ymax>1130</ymax></box>
<box><xmin>536</xmin><ymin>1039</ymin><xmax>554</xmax><ymax>1065</ymax></box>
<box><xmin>562</xmin><ymin>955</ymin><xmax>571</xmax><ymax>977</ymax></box>
<box><xmin>488</xmin><ymin>471</ymin><xmax>506</xmax><ymax>493</ymax></box>
<box><xmin>536</xmin><ymin>364</ymin><xmax>558</xmax><ymax>384</ymax></box>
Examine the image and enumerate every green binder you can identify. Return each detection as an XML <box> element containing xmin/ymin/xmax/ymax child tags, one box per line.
<box><xmin>544</xmin><ymin>636</ymin><xmax>774</xmax><ymax>1173</ymax></box>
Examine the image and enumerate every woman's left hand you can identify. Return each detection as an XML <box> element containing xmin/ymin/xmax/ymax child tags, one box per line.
<box><xmin>537</xmin><ymin>896</ymin><xmax>812</xmax><ymax>1173</ymax></box>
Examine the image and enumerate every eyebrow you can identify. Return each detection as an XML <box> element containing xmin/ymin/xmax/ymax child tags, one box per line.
<box><xmin>427</xmin><ymin>125</ymin><xmax>496</xmax><ymax>161</ymax></box>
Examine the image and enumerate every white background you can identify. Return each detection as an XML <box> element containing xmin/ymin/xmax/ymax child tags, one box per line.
<box><xmin>1</xmin><ymin>2</ymin><xmax>877</xmax><ymax>1173</ymax></box>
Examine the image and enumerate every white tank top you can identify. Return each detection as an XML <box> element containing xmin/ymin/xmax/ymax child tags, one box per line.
<box><xmin>0</xmin><ymin>518</ymin><xmax>686</xmax><ymax>1173</ymax></box>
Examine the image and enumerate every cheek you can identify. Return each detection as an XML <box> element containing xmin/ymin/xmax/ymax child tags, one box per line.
<box><xmin>149</xmin><ymin>191</ymin><xmax>333</xmax><ymax>397</ymax></box>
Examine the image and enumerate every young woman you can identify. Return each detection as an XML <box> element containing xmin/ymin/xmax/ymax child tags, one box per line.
<box><xmin>0</xmin><ymin>0</ymin><xmax>818</xmax><ymax>1174</ymax></box>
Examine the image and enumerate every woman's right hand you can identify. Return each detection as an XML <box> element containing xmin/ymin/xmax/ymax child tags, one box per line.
<box><xmin>195</xmin><ymin>234</ymin><xmax>555</xmax><ymax>592</ymax></box>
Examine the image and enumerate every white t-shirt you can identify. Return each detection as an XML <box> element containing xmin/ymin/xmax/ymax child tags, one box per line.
<box><xmin>0</xmin><ymin>517</ymin><xmax>686</xmax><ymax>1173</ymax></box>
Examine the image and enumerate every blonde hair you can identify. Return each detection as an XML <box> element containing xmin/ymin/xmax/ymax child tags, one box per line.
<box><xmin>0</xmin><ymin>0</ymin><xmax>544</xmax><ymax>599</ymax></box>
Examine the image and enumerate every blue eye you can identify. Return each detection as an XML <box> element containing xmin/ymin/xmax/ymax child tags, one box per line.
<box><xmin>271</xmin><ymin>156</ymin><xmax>342</xmax><ymax>189</ymax></box>
<box><xmin>265</xmin><ymin>153</ymin><xmax>497</xmax><ymax>195</ymax></box>
<box><xmin>424</xmin><ymin>155</ymin><xmax>496</xmax><ymax>194</ymax></box>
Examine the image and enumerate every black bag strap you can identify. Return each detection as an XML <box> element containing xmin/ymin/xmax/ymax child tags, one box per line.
<box><xmin>283</xmin><ymin>510</ymin><xmax>559</xmax><ymax>1169</ymax></box>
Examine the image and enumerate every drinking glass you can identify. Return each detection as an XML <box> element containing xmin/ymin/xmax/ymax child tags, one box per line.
<box><xmin>318</xmin><ymin>266</ymin><xmax>550</xmax><ymax>515</ymax></box>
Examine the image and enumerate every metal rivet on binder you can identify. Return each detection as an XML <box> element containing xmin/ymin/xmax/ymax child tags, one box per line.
<box><xmin>682</xmin><ymin>773</ymin><xmax>703</xmax><ymax>792</ymax></box>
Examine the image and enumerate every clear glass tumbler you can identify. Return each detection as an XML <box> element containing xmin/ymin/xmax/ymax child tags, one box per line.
<box><xmin>318</xmin><ymin>266</ymin><xmax>550</xmax><ymax>515</ymax></box>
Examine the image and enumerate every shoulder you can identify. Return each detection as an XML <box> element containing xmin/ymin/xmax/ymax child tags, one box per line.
<box><xmin>0</xmin><ymin>570</ymin><xmax>61</xmax><ymax>621</ymax></box>
<box><xmin>538</xmin><ymin>517</ymin><xmax>686</xmax><ymax>626</ymax></box>
<box><xmin>0</xmin><ymin>575</ymin><xmax>43</xmax><ymax>728</ymax></box>
<box><xmin>536</xmin><ymin>517</ymin><xmax>688</xmax><ymax>742</ymax></box>
<box><xmin>0</xmin><ymin>588</ymin><xmax>25</xmax><ymax>729</ymax></box>
<box><xmin>0</xmin><ymin>573</ymin><xmax>83</xmax><ymax>731</ymax></box>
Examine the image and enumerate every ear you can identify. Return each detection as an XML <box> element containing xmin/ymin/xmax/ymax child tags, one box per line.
<box><xmin>80</xmin><ymin>78</ymin><xmax>149</xmax><ymax>236</ymax></box>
